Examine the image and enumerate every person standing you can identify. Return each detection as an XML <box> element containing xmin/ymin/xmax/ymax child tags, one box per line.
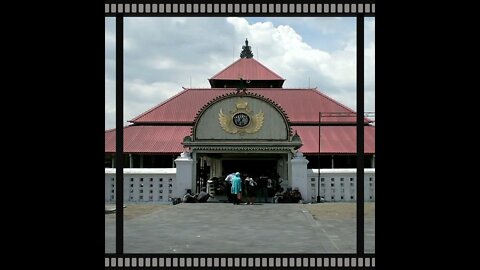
<box><xmin>245</xmin><ymin>176</ymin><xmax>257</xmax><ymax>205</ymax></box>
<box><xmin>231</xmin><ymin>172</ymin><xmax>242</xmax><ymax>205</ymax></box>
<box><xmin>267</xmin><ymin>178</ymin><xmax>274</xmax><ymax>197</ymax></box>
<box><xmin>225</xmin><ymin>172</ymin><xmax>235</xmax><ymax>202</ymax></box>
<box><xmin>258</xmin><ymin>175</ymin><xmax>268</xmax><ymax>203</ymax></box>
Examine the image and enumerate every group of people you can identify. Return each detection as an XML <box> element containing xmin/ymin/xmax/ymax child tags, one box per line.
<box><xmin>181</xmin><ymin>172</ymin><xmax>303</xmax><ymax>205</ymax></box>
<box><xmin>226</xmin><ymin>172</ymin><xmax>258</xmax><ymax>205</ymax></box>
<box><xmin>182</xmin><ymin>187</ymin><xmax>214</xmax><ymax>203</ymax></box>
<box><xmin>224</xmin><ymin>172</ymin><xmax>294</xmax><ymax>205</ymax></box>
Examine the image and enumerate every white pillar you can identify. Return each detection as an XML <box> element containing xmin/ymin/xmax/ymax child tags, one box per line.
<box><xmin>129</xmin><ymin>154</ymin><xmax>133</xmax><ymax>168</ymax></box>
<box><xmin>287</xmin><ymin>152</ymin><xmax>293</xmax><ymax>188</ymax></box>
<box><xmin>140</xmin><ymin>155</ymin><xmax>144</xmax><ymax>168</ymax></box>
<box><xmin>372</xmin><ymin>155</ymin><xmax>375</xmax><ymax>168</ymax></box>
<box><xmin>291</xmin><ymin>151</ymin><xmax>310</xmax><ymax>202</ymax></box>
<box><xmin>174</xmin><ymin>151</ymin><xmax>194</xmax><ymax>198</ymax></box>
<box><xmin>192</xmin><ymin>152</ymin><xmax>197</xmax><ymax>192</ymax></box>
<box><xmin>331</xmin><ymin>155</ymin><xmax>334</xmax><ymax>168</ymax></box>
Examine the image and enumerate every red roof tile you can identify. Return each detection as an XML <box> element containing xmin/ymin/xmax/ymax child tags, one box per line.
<box><xmin>105</xmin><ymin>125</ymin><xmax>374</xmax><ymax>154</ymax></box>
<box><xmin>294</xmin><ymin>125</ymin><xmax>375</xmax><ymax>154</ymax></box>
<box><xmin>209</xmin><ymin>58</ymin><xmax>285</xmax><ymax>81</ymax></box>
<box><xmin>105</xmin><ymin>126</ymin><xmax>190</xmax><ymax>153</ymax></box>
<box><xmin>130</xmin><ymin>88</ymin><xmax>368</xmax><ymax>124</ymax></box>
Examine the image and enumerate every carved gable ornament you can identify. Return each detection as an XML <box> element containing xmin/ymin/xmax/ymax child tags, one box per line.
<box><xmin>219</xmin><ymin>99</ymin><xmax>264</xmax><ymax>135</ymax></box>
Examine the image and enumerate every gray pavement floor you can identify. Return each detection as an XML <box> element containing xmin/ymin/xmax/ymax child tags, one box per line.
<box><xmin>105</xmin><ymin>202</ymin><xmax>374</xmax><ymax>254</ymax></box>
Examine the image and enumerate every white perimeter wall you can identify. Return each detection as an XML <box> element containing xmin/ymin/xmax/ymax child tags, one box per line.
<box><xmin>307</xmin><ymin>169</ymin><xmax>375</xmax><ymax>202</ymax></box>
<box><xmin>105</xmin><ymin>168</ymin><xmax>375</xmax><ymax>203</ymax></box>
<box><xmin>105</xmin><ymin>168</ymin><xmax>176</xmax><ymax>203</ymax></box>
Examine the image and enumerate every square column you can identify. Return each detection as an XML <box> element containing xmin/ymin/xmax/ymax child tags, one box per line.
<box><xmin>290</xmin><ymin>151</ymin><xmax>310</xmax><ymax>202</ymax></box>
<box><xmin>174</xmin><ymin>151</ymin><xmax>194</xmax><ymax>198</ymax></box>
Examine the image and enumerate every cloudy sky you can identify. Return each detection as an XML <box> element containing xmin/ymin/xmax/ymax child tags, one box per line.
<box><xmin>105</xmin><ymin>17</ymin><xmax>375</xmax><ymax>130</ymax></box>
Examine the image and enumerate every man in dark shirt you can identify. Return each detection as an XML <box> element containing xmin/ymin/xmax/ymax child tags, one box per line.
<box><xmin>258</xmin><ymin>176</ymin><xmax>269</xmax><ymax>203</ymax></box>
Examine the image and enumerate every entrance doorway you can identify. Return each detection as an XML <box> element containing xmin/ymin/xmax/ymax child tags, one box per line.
<box><xmin>222</xmin><ymin>159</ymin><xmax>276</xmax><ymax>179</ymax></box>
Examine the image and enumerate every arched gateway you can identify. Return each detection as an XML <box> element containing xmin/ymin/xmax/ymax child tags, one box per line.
<box><xmin>182</xmin><ymin>91</ymin><xmax>303</xmax><ymax>197</ymax></box>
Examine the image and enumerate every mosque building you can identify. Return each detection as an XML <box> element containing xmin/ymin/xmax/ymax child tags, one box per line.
<box><xmin>105</xmin><ymin>39</ymin><xmax>375</xmax><ymax>202</ymax></box>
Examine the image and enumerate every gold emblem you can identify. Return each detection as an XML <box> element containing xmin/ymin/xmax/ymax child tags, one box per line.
<box><xmin>219</xmin><ymin>100</ymin><xmax>264</xmax><ymax>135</ymax></box>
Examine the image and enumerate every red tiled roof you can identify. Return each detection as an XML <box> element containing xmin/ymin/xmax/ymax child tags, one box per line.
<box><xmin>105</xmin><ymin>126</ymin><xmax>190</xmax><ymax>153</ymax></box>
<box><xmin>113</xmin><ymin>88</ymin><xmax>374</xmax><ymax>155</ymax></box>
<box><xmin>209</xmin><ymin>58</ymin><xmax>285</xmax><ymax>81</ymax></box>
<box><xmin>130</xmin><ymin>88</ymin><xmax>367</xmax><ymax>124</ymax></box>
<box><xmin>294</xmin><ymin>125</ymin><xmax>375</xmax><ymax>154</ymax></box>
<box><xmin>105</xmin><ymin>125</ymin><xmax>374</xmax><ymax>154</ymax></box>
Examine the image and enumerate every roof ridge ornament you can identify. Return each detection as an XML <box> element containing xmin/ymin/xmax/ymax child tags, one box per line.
<box><xmin>240</xmin><ymin>38</ymin><xmax>254</xmax><ymax>59</ymax></box>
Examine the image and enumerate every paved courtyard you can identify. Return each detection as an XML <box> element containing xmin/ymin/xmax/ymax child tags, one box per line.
<box><xmin>105</xmin><ymin>202</ymin><xmax>374</xmax><ymax>253</ymax></box>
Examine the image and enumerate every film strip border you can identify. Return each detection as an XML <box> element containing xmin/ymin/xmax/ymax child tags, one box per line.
<box><xmin>107</xmin><ymin>1</ymin><xmax>374</xmax><ymax>266</ymax></box>
<box><xmin>105</xmin><ymin>254</ymin><xmax>375</xmax><ymax>268</ymax></box>
<box><xmin>104</xmin><ymin>1</ymin><xmax>375</xmax><ymax>16</ymax></box>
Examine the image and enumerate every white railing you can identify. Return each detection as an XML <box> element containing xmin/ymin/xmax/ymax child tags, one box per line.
<box><xmin>307</xmin><ymin>169</ymin><xmax>375</xmax><ymax>202</ymax></box>
<box><xmin>105</xmin><ymin>168</ymin><xmax>177</xmax><ymax>203</ymax></box>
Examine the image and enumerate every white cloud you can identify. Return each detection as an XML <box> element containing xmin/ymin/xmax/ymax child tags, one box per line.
<box><xmin>225</xmin><ymin>17</ymin><xmax>360</xmax><ymax>89</ymax></box>
<box><xmin>125</xmin><ymin>80</ymin><xmax>182</xmax><ymax>105</ymax></box>
<box><xmin>105</xmin><ymin>17</ymin><xmax>375</xmax><ymax>129</ymax></box>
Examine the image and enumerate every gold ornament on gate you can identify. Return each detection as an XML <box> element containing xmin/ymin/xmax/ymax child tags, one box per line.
<box><xmin>219</xmin><ymin>99</ymin><xmax>264</xmax><ymax>135</ymax></box>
